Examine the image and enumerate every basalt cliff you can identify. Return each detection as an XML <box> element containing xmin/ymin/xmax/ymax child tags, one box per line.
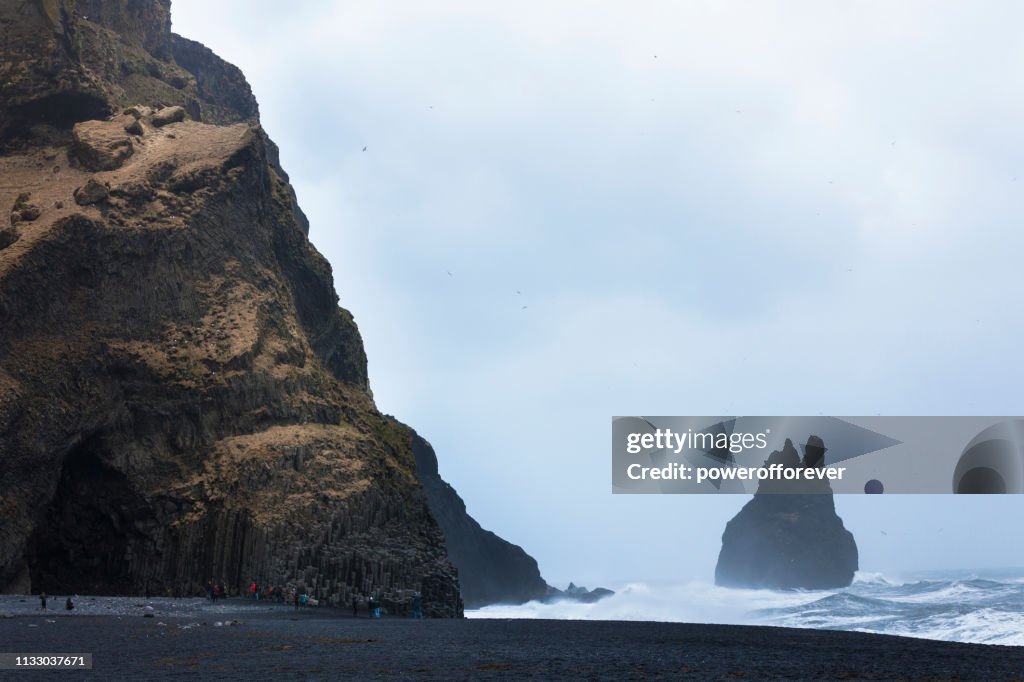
<box><xmin>0</xmin><ymin>0</ymin><xmax>546</xmax><ymax>614</ymax></box>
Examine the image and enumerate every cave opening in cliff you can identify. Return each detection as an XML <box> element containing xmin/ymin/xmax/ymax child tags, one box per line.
<box><xmin>3</xmin><ymin>92</ymin><xmax>111</xmax><ymax>146</ymax></box>
<box><xmin>26</xmin><ymin>435</ymin><xmax>157</xmax><ymax>595</ymax></box>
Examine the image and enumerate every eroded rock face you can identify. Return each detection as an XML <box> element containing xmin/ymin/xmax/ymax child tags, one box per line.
<box><xmin>714</xmin><ymin>438</ymin><xmax>859</xmax><ymax>590</ymax></box>
<box><xmin>0</xmin><ymin>0</ymin><xmax>465</xmax><ymax>617</ymax></box>
<box><xmin>170</xmin><ymin>34</ymin><xmax>259</xmax><ymax>126</ymax></box>
<box><xmin>76</xmin><ymin>0</ymin><xmax>174</xmax><ymax>60</ymax></box>
<box><xmin>0</xmin><ymin>0</ymin><xmax>258</xmax><ymax>150</ymax></box>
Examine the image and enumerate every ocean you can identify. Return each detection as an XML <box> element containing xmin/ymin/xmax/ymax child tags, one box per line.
<box><xmin>466</xmin><ymin>569</ymin><xmax>1024</xmax><ymax>646</ymax></box>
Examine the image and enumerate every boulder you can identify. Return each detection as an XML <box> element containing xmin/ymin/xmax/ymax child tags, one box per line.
<box><xmin>151</xmin><ymin>106</ymin><xmax>186</xmax><ymax>127</ymax></box>
<box><xmin>71</xmin><ymin>119</ymin><xmax>134</xmax><ymax>171</ymax></box>
<box><xmin>124</xmin><ymin>119</ymin><xmax>144</xmax><ymax>136</ymax></box>
<box><xmin>74</xmin><ymin>179</ymin><xmax>110</xmax><ymax>206</ymax></box>
<box><xmin>9</xmin><ymin>192</ymin><xmax>40</xmax><ymax>225</ymax></box>
<box><xmin>124</xmin><ymin>105</ymin><xmax>155</xmax><ymax>120</ymax></box>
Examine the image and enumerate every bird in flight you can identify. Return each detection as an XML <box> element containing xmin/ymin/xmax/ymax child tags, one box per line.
<box><xmin>521</xmin><ymin>306</ymin><xmax>528</xmax><ymax>310</ymax></box>
<box><xmin>447</xmin><ymin>271</ymin><xmax>453</xmax><ymax>277</ymax></box>
<box><xmin>362</xmin><ymin>146</ymin><xmax>367</xmax><ymax>152</ymax></box>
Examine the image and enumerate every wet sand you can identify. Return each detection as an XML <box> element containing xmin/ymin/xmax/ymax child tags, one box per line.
<box><xmin>1</xmin><ymin>598</ymin><xmax>1022</xmax><ymax>680</ymax></box>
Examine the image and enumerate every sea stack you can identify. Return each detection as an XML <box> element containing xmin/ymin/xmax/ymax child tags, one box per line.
<box><xmin>714</xmin><ymin>437</ymin><xmax>859</xmax><ymax>590</ymax></box>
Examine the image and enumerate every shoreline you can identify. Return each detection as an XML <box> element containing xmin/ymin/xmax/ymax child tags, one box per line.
<box><xmin>2</xmin><ymin>601</ymin><xmax>1022</xmax><ymax>680</ymax></box>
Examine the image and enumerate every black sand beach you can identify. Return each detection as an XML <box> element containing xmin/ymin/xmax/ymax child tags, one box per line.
<box><xmin>1</xmin><ymin>599</ymin><xmax>1022</xmax><ymax>680</ymax></box>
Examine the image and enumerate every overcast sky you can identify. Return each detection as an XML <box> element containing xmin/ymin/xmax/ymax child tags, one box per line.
<box><xmin>171</xmin><ymin>1</ymin><xmax>1024</xmax><ymax>587</ymax></box>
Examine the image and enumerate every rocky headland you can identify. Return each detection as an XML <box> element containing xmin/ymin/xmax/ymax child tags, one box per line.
<box><xmin>411</xmin><ymin>431</ymin><xmax>550</xmax><ymax>607</ymax></box>
<box><xmin>0</xmin><ymin>0</ymin><xmax>554</xmax><ymax>614</ymax></box>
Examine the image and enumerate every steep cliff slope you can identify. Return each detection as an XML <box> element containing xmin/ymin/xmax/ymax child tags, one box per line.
<box><xmin>0</xmin><ymin>0</ymin><xmax>470</xmax><ymax>614</ymax></box>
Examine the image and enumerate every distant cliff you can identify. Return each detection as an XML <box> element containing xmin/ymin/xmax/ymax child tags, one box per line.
<box><xmin>411</xmin><ymin>430</ymin><xmax>550</xmax><ymax>607</ymax></box>
<box><xmin>715</xmin><ymin>438</ymin><xmax>858</xmax><ymax>590</ymax></box>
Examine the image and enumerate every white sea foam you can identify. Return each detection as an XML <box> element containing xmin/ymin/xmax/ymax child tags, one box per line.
<box><xmin>851</xmin><ymin>571</ymin><xmax>897</xmax><ymax>586</ymax></box>
<box><xmin>468</xmin><ymin>581</ymin><xmax>824</xmax><ymax>624</ymax></box>
<box><xmin>467</xmin><ymin>570</ymin><xmax>1024</xmax><ymax>645</ymax></box>
<box><xmin>877</xmin><ymin>608</ymin><xmax>1024</xmax><ymax>646</ymax></box>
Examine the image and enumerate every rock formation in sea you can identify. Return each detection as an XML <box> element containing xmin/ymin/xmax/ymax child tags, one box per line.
<box><xmin>545</xmin><ymin>582</ymin><xmax>615</xmax><ymax>604</ymax></box>
<box><xmin>714</xmin><ymin>437</ymin><xmax>859</xmax><ymax>590</ymax></box>
<box><xmin>0</xmin><ymin>0</ymin><xmax>545</xmax><ymax>614</ymax></box>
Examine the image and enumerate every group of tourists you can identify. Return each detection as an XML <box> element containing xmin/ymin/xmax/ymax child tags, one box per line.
<box><xmin>248</xmin><ymin>581</ymin><xmax>293</xmax><ymax>603</ymax></box>
<box><xmin>205</xmin><ymin>579</ymin><xmax>296</xmax><ymax>603</ymax></box>
<box><xmin>170</xmin><ymin>577</ymin><xmax>430</xmax><ymax>618</ymax></box>
<box><xmin>205</xmin><ymin>580</ymin><xmax>227</xmax><ymax>602</ymax></box>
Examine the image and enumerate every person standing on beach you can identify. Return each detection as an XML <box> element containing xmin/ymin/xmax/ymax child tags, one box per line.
<box><xmin>351</xmin><ymin>595</ymin><xmax>358</xmax><ymax>618</ymax></box>
<box><xmin>65</xmin><ymin>597</ymin><xmax>74</xmax><ymax>611</ymax></box>
<box><xmin>39</xmin><ymin>592</ymin><xmax>47</xmax><ymax>611</ymax></box>
<box><xmin>294</xmin><ymin>590</ymin><xmax>300</xmax><ymax>611</ymax></box>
